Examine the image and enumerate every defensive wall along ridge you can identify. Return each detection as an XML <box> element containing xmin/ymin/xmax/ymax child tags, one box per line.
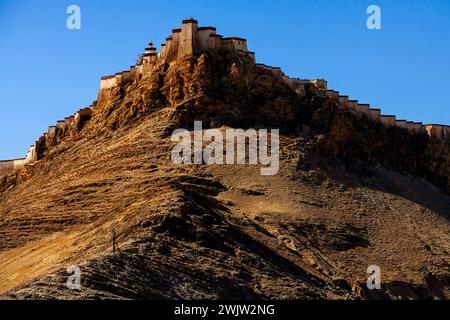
<box><xmin>0</xmin><ymin>106</ymin><xmax>93</xmax><ymax>177</ymax></box>
<box><xmin>263</xmin><ymin>65</ymin><xmax>449</xmax><ymax>139</ymax></box>
<box><xmin>1</xmin><ymin>18</ymin><xmax>449</xmax><ymax>177</ymax></box>
<box><xmin>323</xmin><ymin>88</ymin><xmax>450</xmax><ymax>138</ymax></box>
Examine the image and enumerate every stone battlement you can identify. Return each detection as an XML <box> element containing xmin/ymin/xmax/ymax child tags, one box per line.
<box><xmin>0</xmin><ymin>106</ymin><xmax>93</xmax><ymax>177</ymax></box>
<box><xmin>426</xmin><ymin>124</ymin><xmax>450</xmax><ymax>139</ymax></box>
<box><xmin>322</xmin><ymin>90</ymin><xmax>450</xmax><ymax>137</ymax></box>
<box><xmin>281</xmin><ymin>75</ymin><xmax>328</xmax><ymax>94</ymax></box>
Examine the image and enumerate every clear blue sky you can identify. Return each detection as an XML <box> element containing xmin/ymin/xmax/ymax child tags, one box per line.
<box><xmin>1</xmin><ymin>0</ymin><xmax>449</xmax><ymax>159</ymax></box>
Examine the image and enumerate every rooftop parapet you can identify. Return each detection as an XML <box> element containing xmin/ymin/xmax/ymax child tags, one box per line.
<box><xmin>248</xmin><ymin>51</ymin><xmax>256</xmax><ymax>63</ymax></box>
<box><xmin>310</xmin><ymin>79</ymin><xmax>327</xmax><ymax>91</ymax></box>
<box><xmin>370</xmin><ymin>109</ymin><xmax>381</xmax><ymax>121</ymax></box>
<box><xmin>198</xmin><ymin>26</ymin><xmax>217</xmax><ymax>31</ymax></box>
<box><xmin>443</xmin><ymin>126</ymin><xmax>450</xmax><ymax>139</ymax></box>
<box><xmin>222</xmin><ymin>37</ymin><xmax>247</xmax><ymax>42</ymax></box>
<box><xmin>326</xmin><ymin>90</ymin><xmax>339</xmax><ymax>98</ymax></box>
<box><xmin>426</xmin><ymin>124</ymin><xmax>446</xmax><ymax>139</ymax></box>
<box><xmin>182</xmin><ymin>18</ymin><xmax>198</xmax><ymax>24</ymax></box>
<box><xmin>101</xmin><ymin>75</ymin><xmax>116</xmax><ymax>80</ymax></box>
<box><xmin>411</xmin><ymin>122</ymin><xmax>424</xmax><ymax>134</ymax></box>
<box><xmin>358</xmin><ymin>104</ymin><xmax>371</xmax><ymax>115</ymax></box>
<box><xmin>283</xmin><ymin>77</ymin><xmax>326</xmax><ymax>91</ymax></box>
<box><xmin>348</xmin><ymin>100</ymin><xmax>358</xmax><ymax>110</ymax></box>
<box><xmin>221</xmin><ymin>37</ymin><xmax>248</xmax><ymax>52</ymax></box>
<box><xmin>380</xmin><ymin>115</ymin><xmax>396</xmax><ymax>127</ymax></box>
<box><xmin>338</xmin><ymin>96</ymin><xmax>349</xmax><ymax>105</ymax></box>
<box><xmin>396</xmin><ymin>120</ymin><xmax>408</xmax><ymax>129</ymax></box>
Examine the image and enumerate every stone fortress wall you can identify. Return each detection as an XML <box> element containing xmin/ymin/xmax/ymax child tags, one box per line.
<box><xmin>1</xmin><ymin>18</ymin><xmax>449</xmax><ymax>177</ymax></box>
<box><xmin>322</xmin><ymin>88</ymin><xmax>450</xmax><ymax>138</ymax></box>
<box><xmin>0</xmin><ymin>106</ymin><xmax>93</xmax><ymax>177</ymax></box>
<box><xmin>273</xmin><ymin>67</ymin><xmax>449</xmax><ymax>139</ymax></box>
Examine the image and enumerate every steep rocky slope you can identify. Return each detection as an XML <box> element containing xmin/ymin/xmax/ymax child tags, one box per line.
<box><xmin>0</xmin><ymin>52</ymin><xmax>449</xmax><ymax>299</ymax></box>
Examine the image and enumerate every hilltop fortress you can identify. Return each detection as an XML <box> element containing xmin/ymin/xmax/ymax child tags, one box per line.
<box><xmin>1</xmin><ymin>18</ymin><xmax>449</xmax><ymax>177</ymax></box>
<box><xmin>97</xmin><ymin>18</ymin><xmax>254</xmax><ymax>103</ymax></box>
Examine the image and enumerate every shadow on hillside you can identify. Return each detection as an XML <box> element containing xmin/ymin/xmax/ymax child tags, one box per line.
<box><xmin>328</xmin><ymin>165</ymin><xmax>450</xmax><ymax>220</ymax></box>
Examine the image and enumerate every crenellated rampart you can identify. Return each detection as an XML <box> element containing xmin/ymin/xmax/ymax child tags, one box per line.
<box><xmin>0</xmin><ymin>106</ymin><xmax>93</xmax><ymax>177</ymax></box>
<box><xmin>315</xmin><ymin>89</ymin><xmax>448</xmax><ymax>138</ymax></box>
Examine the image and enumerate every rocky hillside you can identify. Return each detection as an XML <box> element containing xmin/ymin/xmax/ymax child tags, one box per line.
<box><xmin>0</xmin><ymin>51</ymin><xmax>449</xmax><ymax>299</ymax></box>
